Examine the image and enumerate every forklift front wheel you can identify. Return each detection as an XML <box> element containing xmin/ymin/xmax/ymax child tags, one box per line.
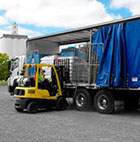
<box><xmin>56</xmin><ymin>97</ymin><xmax>67</xmax><ymax>111</ymax></box>
<box><xmin>27</xmin><ymin>102</ymin><xmax>38</xmax><ymax>114</ymax></box>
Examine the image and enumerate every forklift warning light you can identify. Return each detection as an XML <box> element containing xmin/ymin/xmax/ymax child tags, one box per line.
<box><xmin>57</xmin><ymin>59</ymin><xmax>61</xmax><ymax>62</ymax></box>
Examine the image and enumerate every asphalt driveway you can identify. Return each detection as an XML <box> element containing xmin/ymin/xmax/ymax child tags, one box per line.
<box><xmin>0</xmin><ymin>85</ymin><xmax>140</xmax><ymax>142</ymax></box>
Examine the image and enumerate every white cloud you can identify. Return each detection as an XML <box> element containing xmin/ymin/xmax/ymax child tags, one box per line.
<box><xmin>0</xmin><ymin>16</ymin><xmax>8</xmax><ymax>25</ymax></box>
<box><xmin>0</xmin><ymin>0</ymin><xmax>120</xmax><ymax>28</ymax></box>
<box><xmin>110</xmin><ymin>0</ymin><xmax>140</xmax><ymax>15</ymax></box>
<box><xmin>0</xmin><ymin>29</ymin><xmax>10</xmax><ymax>37</ymax></box>
<box><xmin>18</xmin><ymin>27</ymin><xmax>42</xmax><ymax>37</ymax></box>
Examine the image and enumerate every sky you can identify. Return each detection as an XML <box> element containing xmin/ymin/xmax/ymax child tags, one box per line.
<box><xmin>0</xmin><ymin>0</ymin><xmax>139</xmax><ymax>37</ymax></box>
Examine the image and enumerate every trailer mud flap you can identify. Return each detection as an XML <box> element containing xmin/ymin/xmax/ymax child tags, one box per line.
<box><xmin>114</xmin><ymin>100</ymin><xmax>124</xmax><ymax>111</ymax></box>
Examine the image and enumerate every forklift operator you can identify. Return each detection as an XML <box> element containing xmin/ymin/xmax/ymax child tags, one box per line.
<box><xmin>34</xmin><ymin>72</ymin><xmax>44</xmax><ymax>82</ymax></box>
<box><xmin>34</xmin><ymin>67</ymin><xmax>44</xmax><ymax>82</ymax></box>
<box><xmin>34</xmin><ymin>66</ymin><xmax>51</xmax><ymax>90</ymax></box>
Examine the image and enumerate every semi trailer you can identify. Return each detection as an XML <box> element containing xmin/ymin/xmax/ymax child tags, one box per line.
<box><xmin>13</xmin><ymin>16</ymin><xmax>140</xmax><ymax>114</ymax></box>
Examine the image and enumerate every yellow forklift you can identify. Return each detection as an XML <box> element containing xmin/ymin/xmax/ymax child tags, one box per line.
<box><xmin>14</xmin><ymin>63</ymin><xmax>67</xmax><ymax>113</ymax></box>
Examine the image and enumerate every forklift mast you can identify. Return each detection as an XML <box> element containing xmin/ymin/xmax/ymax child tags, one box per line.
<box><xmin>54</xmin><ymin>59</ymin><xmax>70</xmax><ymax>89</ymax></box>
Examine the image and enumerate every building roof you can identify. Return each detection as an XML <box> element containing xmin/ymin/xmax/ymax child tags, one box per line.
<box><xmin>2</xmin><ymin>34</ymin><xmax>27</xmax><ymax>39</ymax></box>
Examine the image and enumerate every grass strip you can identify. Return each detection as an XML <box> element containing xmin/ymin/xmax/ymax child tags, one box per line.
<box><xmin>0</xmin><ymin>81</ymin><xmax>8</xmax><ymax>85</ymax></box>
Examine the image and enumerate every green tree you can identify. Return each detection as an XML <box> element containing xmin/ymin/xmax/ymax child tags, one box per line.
<box><xmin>0</xmin><ymin>53</ymin><xmax>10</xmax><ymax>80</ymax></box>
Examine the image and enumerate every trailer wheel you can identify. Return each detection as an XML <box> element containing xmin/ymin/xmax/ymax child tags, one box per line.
<box><xmin>94</xmin><ymin>90</ymin><xmax>114</xmax><ymax>114</ymax></box>
<box><xmin>56</xmin><ymin>97</ymin><xmax>67</xmax><ymax>111</ymax></box>
<box><xmin>27</xmin><ymin>102</ymin><xmax>38</xmax><ymax>114</ymax></box>
<box><xmin>74</xmin><ymin>89</ymin><xmax>92</xmax><ymax>111</ymax></box>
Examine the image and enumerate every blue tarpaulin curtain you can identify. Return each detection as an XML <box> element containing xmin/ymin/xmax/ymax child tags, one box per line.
<box><xmin>92</xmin><ymin>20</ymin><xmax>140</xmax><ymax>87</ymax></box>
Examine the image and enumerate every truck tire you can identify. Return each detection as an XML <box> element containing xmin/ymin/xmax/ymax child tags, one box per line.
<box><xmin>10</xmin><ymin>93</ymin><xmax>14</xmax><ymax>96</ymax></box>
<box><xmin>27</xmin><ymin>102</ymin><xmax>38</xmax><ymax>114</ymax></box>
<box><xmin>8</xmin><ymin>86</ymin><xmax>14</xmax><ymax>95</ymax></box>
<box><xmin>94</xmin><ymin>90</ymin><xmax>114</xmax><ymax>114</ymax></box>
<box><xmin>74</xmin><ymin>89</ymin><xmax>92</xmax><ymax>111</ymax></box>
<box><xmin>12</xmin><ymin>79</ymin><xmax>18</xmax><ymax>94</ymax></box>
<box><xmin>56</xmin><ymin>97</ymin><xmax>67</xmax><ymax>111</ymax></box>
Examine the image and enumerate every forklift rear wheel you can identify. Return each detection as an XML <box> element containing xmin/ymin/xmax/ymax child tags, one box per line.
<box><xmin>56</xmin><ymin>97</ymin><xmax>67</xmax><ymax>111</ymax></box>
<box><xmin>15</xmin><ymin>108</ymin><xmax>23</xmax><ymax>112</ymax></box>
<box><xmin>94</xmin><ymin>90</ymin><xmax>114</xmax><ymax>114</ymax></box>
<box><xmin>27</xmin><ymin>102</ymin><xmax>38</xmax><ymax>113</ymax></box>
